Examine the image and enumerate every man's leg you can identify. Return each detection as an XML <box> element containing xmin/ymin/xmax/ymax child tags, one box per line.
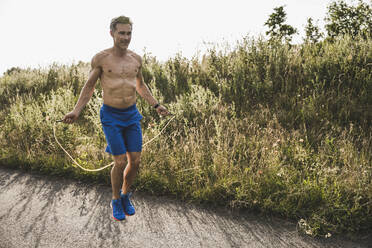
<box><xmin>110</xmin><ymin>153</ymin><xmax>128</xmax><ymax>221</ymax></box>
<box><xmin>120</xmin><ymin>121</ymin><xmax>142</xmax><ymax>216</ymax></box>
<box><xmin>122</xmin><ymin>151</ymin><xmax>141</xmax><ymax>194</ymax></box>
<box><xmin>111</xmin><ymin>154</ymin><xmax>127</xmax><ymax>199</ymax></box>
<box><xmin>120</xmin><ymin>152</ymin><xmax>140</xmax><ymax>216</ymax></box>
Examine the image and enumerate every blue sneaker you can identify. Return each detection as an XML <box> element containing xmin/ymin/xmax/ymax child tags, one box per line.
<box><xmin>120</xmin><ymin>190</ymin><xmax>135</xmax><ymax>216</ymax></box>
<box><xmin>111</xmin><ymin>198</ymin><xmax>126</xmax><ymax>221</ymax></box>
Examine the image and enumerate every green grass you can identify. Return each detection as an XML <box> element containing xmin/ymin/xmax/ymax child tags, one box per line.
<box><xmin>0</xmin><ymin>35</ymin><xmax>371</xmax><ymax>238</ymax></box>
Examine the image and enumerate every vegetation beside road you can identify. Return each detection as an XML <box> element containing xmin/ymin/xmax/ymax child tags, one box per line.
<box><xmin>1</xmin><ymin>34</ymin><xmax>371</xmax><ymax>237</ymax></box>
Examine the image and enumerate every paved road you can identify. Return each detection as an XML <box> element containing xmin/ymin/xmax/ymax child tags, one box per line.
<box><xmin>0</xmin><ymin>167</ymin><xmax>370</xmax><ymax>248</ymax></box>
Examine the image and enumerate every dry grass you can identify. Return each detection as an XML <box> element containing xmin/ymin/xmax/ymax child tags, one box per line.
<box><xmin>0</xmin><ymin>35</ymin><xmax>371</xmax><ymax>237</ymax></box>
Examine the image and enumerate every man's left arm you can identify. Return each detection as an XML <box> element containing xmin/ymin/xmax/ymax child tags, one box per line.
<box><xmin>136</xmin><ymin>57</ymin><xmax>169</xmax><ymax>116</ymax></box>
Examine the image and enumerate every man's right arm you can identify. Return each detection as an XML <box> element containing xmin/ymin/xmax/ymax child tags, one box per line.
<box><xmin>63</xmin><ymin>55</ymin><xmax>102</xmax><ymax>124</ymax></box>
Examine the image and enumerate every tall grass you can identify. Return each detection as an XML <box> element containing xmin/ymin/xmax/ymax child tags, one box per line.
<box><xmin>0</xmin><ymin>35</ymin><xmax>371</xmax><ymax>237</ymax></box>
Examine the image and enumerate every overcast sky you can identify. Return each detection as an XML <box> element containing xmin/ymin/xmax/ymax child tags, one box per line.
<box><xmin>0</xmin><ymin>0</ymin><xmax>337</xmax><ymax>74</ymax></box>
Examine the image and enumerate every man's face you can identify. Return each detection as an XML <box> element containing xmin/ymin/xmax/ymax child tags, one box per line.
<box><xmin>111</xmin><ymin>23</ymin><xmax>132</xmax><ymax>50</ymax></box>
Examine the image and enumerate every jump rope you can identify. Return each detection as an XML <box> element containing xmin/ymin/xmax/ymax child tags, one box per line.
<box><xmin>53</xmin><ymin>114</ymin><xmax>176</xmax><ymax>172</ymax></box>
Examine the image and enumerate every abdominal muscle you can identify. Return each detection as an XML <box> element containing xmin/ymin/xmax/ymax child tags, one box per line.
<box><xmin>101</xmin><ymin>77</ymin><xmax>137</xmax><ymax>109</ymax></box>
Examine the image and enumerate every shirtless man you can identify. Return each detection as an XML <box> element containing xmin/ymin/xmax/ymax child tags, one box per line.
<box><xmin>62</xmin><ymin>16</ymin><xmax>169</xmax><ymax>221</ymax></box>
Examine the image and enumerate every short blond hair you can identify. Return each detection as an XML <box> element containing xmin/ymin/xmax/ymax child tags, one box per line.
<box><xmin>110</xmin><ymin>16</ymin><xmax>133</xmax><ymax>31</ymax></box>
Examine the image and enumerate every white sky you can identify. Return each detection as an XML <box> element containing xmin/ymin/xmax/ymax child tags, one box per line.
<box><xmin>0</xmin><ymin>0</ymin><xmax>336</xmax><ymax>74</ymax></box>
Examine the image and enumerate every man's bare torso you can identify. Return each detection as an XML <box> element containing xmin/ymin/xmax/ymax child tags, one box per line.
<box><xmin>95</xmin><ymin>48</ymin><xmax>141</xmax><ymax>109</ymax></box>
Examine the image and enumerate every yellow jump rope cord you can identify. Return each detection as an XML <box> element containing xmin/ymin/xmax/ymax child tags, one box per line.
<box><xmin>53</xmin><ymin>115</ymin><xmax>176</xmax><ymax>172</ymax></box>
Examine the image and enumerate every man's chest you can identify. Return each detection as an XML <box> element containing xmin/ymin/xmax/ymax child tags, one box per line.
<box><xmin>101</xmin><ymin>57</ymin><xmax>140</xmax><ymax>79</ymax></box>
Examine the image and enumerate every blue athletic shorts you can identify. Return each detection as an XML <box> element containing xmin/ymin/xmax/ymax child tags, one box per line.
<box><xmin>100</xmin><ymin>103</ymin><xmax>143</xmax><ymax>155</ymax></box>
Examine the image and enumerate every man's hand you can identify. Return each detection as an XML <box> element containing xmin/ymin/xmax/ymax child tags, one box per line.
<box><xmin>156</xmin><ymin>105</ymin><xmax>170</xmax><ymax>116</ymax></box>
<box><xmin>62</xmin><ymin>111</ymin><xmax>79</xmax><ymax>124</ymax></box>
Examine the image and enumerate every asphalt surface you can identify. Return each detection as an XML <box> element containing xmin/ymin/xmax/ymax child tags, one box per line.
<box><xmin>0</xmin><ymin>167</ymin><xmax>371</xmax><ymax>248</ymax></box>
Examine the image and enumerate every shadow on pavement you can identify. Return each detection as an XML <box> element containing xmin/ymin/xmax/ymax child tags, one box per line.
<box><xmin>0</xmin><ymin>167</ymin><xmax>371</xmax><ymax>248</ymax></box>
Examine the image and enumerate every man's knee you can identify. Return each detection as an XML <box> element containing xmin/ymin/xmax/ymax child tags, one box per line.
<box><xmin>127</xmin><ymin>152</ymin><xmax>141</xmax><ymax>167</ymax></box>
<box><xmin>113</xmin><ymin>154</ymin><xmax>127</xmax><ymax>169</ymax></box>
<box><xmin>132</xmin><ymin>157</ymin><xmax>141</xmax><ymax>167</ymax></box>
